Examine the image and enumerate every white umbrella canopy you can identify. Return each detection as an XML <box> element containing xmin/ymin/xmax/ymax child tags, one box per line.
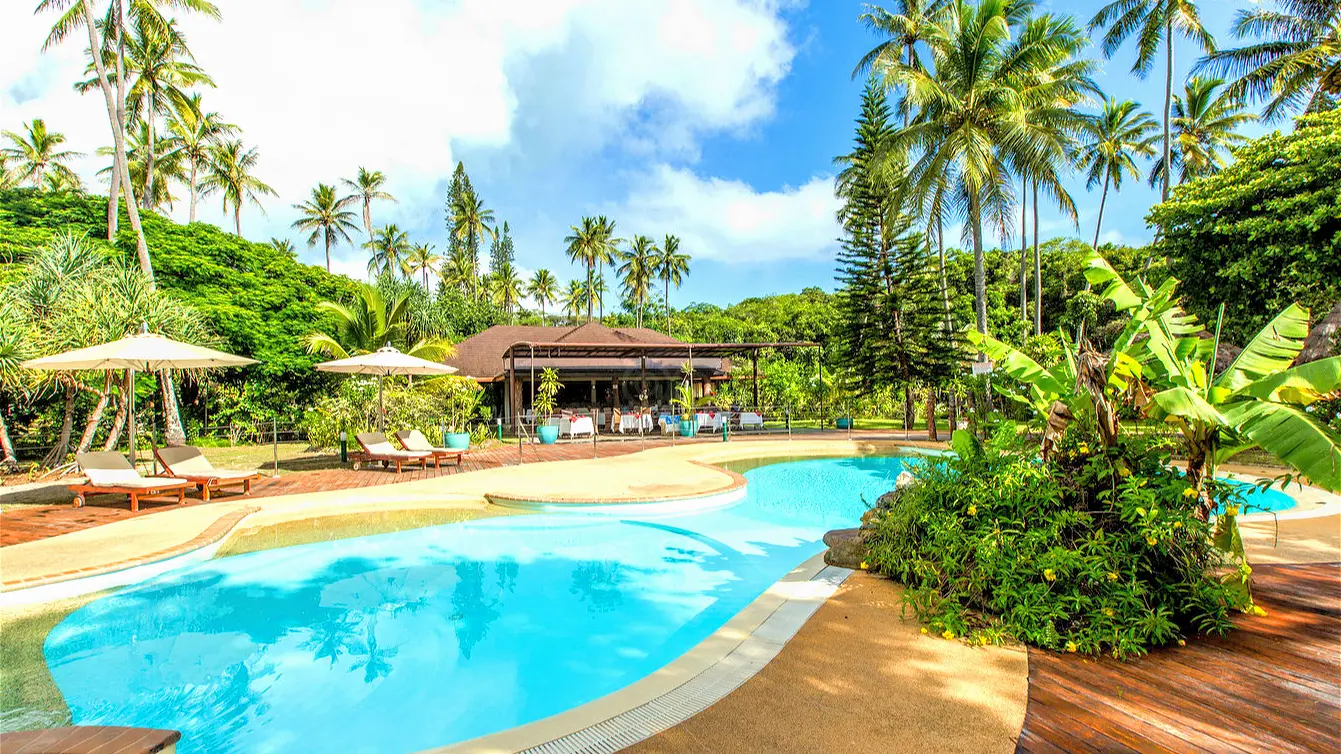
<box><xmin>314</xmin><ymin>345</ymin><xmax>457</xmax><ymax>430</ymax></box>
<box><xmin>21</xmin><ymin>325</ymin><xmax>258</xmax><ymax>468</ymax></box>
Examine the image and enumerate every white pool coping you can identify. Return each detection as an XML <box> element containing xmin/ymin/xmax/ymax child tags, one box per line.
<box><xmin>425</xmin><ymin>553</ymin><xmax>851</xmax><ymax>754</ymax></box>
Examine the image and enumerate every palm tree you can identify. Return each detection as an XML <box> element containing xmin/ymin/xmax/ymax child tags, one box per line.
<box><xmin>168</xmin><ymin>93</ymin><xmax>235</xmax><ymax>223</ymax></box>
<box><xmin>341</xmin><ymin>167</ymin><xmax>396</xmax><ymax>242</ymax></box>
<box><xmin>490</xmin><ymin>261</ymin><xmax>524</xmax><ymax>314</ymax></box>
<box><xmin>1196</xmin><ymin>0</ymin><xmax>1340</xmax><ymax>121</ymax></box>
<box><xmin>94</xmin><ymin>118</ymin><xmax>184</xmax><ymax>212</ymax></box>
<box><xmin>440</xmin><ymin>246</ymin><xmax>474</xmax><ymax>294</ymax></box>
<box><xmin>449</xmin><ymin>189</ymin><xmax>496</xmax><ymax>295</ymax></box>
<box><xmin>853</xmin><ymin>0</ymin><xmax>950</xmax><ymax>124</ymax></box>
<box><xmin>654</xmin><ymin>234</ymin><xmax>691</xmax><ymax>335</ymax></box>
<box><xmin>43</xmin><ymin>170</ymin><xmax>84</xmax><ymax>193</ymax></box>
<box><xmin>269</xmin><ymin>238</ymin><xmax>295</xmax><ymax>257</ymax></box>
<box><xmin>564</xmin><ymin>216</ymin><xmax>601</xmax><ymax>322</ymax></box>
<box><xmin>1090</xmin><ymin>0</ymin><xmax>1216</xmax><ymax>204</ymax></box>
<box><xmin>528</xmin><ymin>268</ymin><xmax>559</xmax><ymax>324</ymax></box>
<box><xmin>364</xmin><ymin>224</ymin><xmax>412</xmax><ymax>278</ymax></box>
<box><xmin>1148</xmin><ymin>76</ymin><xmax>1255</xmax><ymax>186</ymax></box>
<box><xmin>304</xmin><ymin>283</ymin><xmax>454</xmax><ymax>361</ymax></box>
<box><xmin>593</xmin><ymin>216</ymin><xmax>621</xmax><ymax>321</ymax></box>
<box><xmin>405</xmin><ymin>243</ymin><xmax>441</xmax><ymax>290</ymax></box>
<box><xmin>291</xmin><ymin>183</ymin><xmax>360</xmax><ymax>273</ymax></box>
<box><xmin>1079</xmin><ymin>98</ymin><xmax>1159</xmax><ymax>249</ymax></box>
<box><xmin>1</xmin><ymin>119</ymin><xmax>82</xmax><ymax>189</ymax></box>
<box><xmin>200</xmin><ymin>139</ymin><xmax>274</xmax><ymax>235</ymax></box>
<box><xmin>876</xmin><ymin>0</ymin><xmax>1096</xmax><ymax>337</ymax></box>
<box><xmin>561</xmin><ymin>279</ymin><xmax>587</xmax><ymax>323</ymax></box>
<box><xmin>0</xmin><ymin>154</ymin><xmax>17</xmax><ymax>190</ymax></box>
<box><xmin>619</xmin><ymin>235</ymin><xmax>657</xmax><ymax>329</ymax></box>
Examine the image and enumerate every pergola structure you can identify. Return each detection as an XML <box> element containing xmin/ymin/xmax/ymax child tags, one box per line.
<box><xmin>501</xmin><ymin>340</ymin><xmax>820</xmax><ymax>431</ymax></box>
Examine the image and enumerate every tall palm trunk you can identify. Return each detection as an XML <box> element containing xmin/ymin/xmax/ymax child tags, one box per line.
<box><xmin>77</xmin><ymin>375</ymin><xmax>112</xmax><ymax>453</ymax></box>
<box><xmin>936</xmin><ymin>214</ymin><xmax>951</xmax><ymax>331</ymax></box>
<box><xmin>1161</xmin><ymin>19</ymin><xmax>1174</xmax><ymax>203</ymax></box>
<box><xmin>159</xmin><ymin>371</ymin><xmax>186</xmax><ymax>446</ymax></box>
<box><xmin>107</xmin><ymin>154</ymin><xmax>121</xmax><ymax>239</ymax></box>
<box><xmin>363</xmin><ymin>200</ymin><xmax>373</xmax><ymax>242</ymax></box>
<box><xmin>324</xmin><ymin>234</ymin><xmax>332</xmax><ymax>273</ymax></box>
<box><xmin>234</xmin><ymin>206</ymin><xmax>242</xmax><ymax>236</ymax></box>
<box><xmin>969</xmin><ymin>193</ymin><xmax>988</xmax><ymax>336</ymax></box>
<box><xmin>106</xmin><ymin>15</ymin><xmax>124</xmax><ymax>240</ymax></box>
<box><xmin>1032</xmin><ymin>180</ymin><xmax>1041</xmax><ymax>336</ymax></box>
<box><xmin>586</xmin><ymin>263</ymin><xmax>594</xmax><ymax>322</ymax></box>
<box><xmin>82</xmin><ymin>0</ymin><xmax>153</xmax><ymax>281</ymax></box>
<box><xmin>665</xmin><ymin>278</ymin><xmax>672</xmax><ymax>334</ymax></box>
<box><xmin>1019</xmin><ymin>182</ymin><xmax>1028</xmax><ymax>322</ymax></box>
<box><xmin>144</xmin><ymin>93</ymin><xmax>157</xmax><ymax>209</ymax></box>
<box><xmin>188</xmin><ymin>159</ymin><xmax>199</xmax><ymax>223</ymax></box>
<box><xmin>1077</xmin><ymin>174</ymin><xmax>1112</xmax><ymax>344</ymax></box>
<box><xmin>597</xmin><ymin>260</ymin><xmax>605</xmax><ymax>321</ymax></box>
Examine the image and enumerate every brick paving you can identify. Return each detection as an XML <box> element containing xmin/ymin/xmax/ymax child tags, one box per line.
<box><xmin>0</xmin><ymin>436</ymin><xmax>715</xmax><ymax>548</ymax></box>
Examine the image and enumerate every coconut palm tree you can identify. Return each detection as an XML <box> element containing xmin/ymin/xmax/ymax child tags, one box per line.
<box><xmin>1196</xmin><ymin>0</ymin><xmax>1340</xmax><ymax>121</ymax></box>
<box><xmin>1</xmin><ymin>119</ymin><xmax>82</xmax><ymax>189</ymax></box>
<box><xmin>1148</xmin><ymin>76</ymin><xmax>1256</xmax><ymax>186</ymax></box>
<box><xmin>0</xmin><ymin>154</ymin><xmax>16</xmax><ymax>190</ymax></box>
<box><xmin>1090</xmin><ymin>0</ymin><xmax>1216</xmax><ymax>204</ymax></box>
<box><xmin>291</xmin><ymin>183</ymin><xmax>360</xmax><ymax>273</ymax></box>
<box><xmin>405</xmin><ymin>243</ymin><xmax>441</xmax><ymax>291</ymax></box>
<box><xmin>618</xmin><ymin>235</ymin><xmax>657</xmax><ymax>329</ymax></box>
<box><xmin>270</xmin><ymin>238</ymin><xmax>295</xmax><ymax>257</ymax></box>
<box><xmin>43</xmin><ymin>170</ymin><xmax>84</xmax><ymax>193</ymax></box>
<box><xmin>1078</xmin><ymin>98</ymin><xmax>1159</xmax><ymax>249</ymax></box>
<box><xmin>876</xmin><ymin>0</ymin><xmax>1096</xmax><ymax>337</ymax></box>
<box><xmin>561</xmin><ymin>279</ymin><xmax>587</xmax><ymax>323</ymax></box>
<box><xmin>304</xmin><ymin>283</ymin><xmax>454</xmax><ymax>361</ymax></box>
<box><xmin>854</xmin><ymin>0</ymin><xmax>951</xmax><ymax>124</ymax></box>
<box><xmin>200</xmin><ymin>139</ymin><xmax>274</xmax><ymax>235</ymax></box>
<box><xmin>528</xmin><ymin>268</ymin><xmax>559</xmax><ymax>324</ymax></box>
<box><xmin>365</xmin><ymin>224</ymin><xmax>412</xmax><ymax>278</ymax></box>
<box><xmin>490</xmin><ymin>261</ymin><xmax>524</xmax><ymax>314</ymax></box>
<box><xmin>440</xmin><ymin>246</ymin><xmax>474</xmax><ymax>295</ymax></box>
<box><xmin>94</xmin><ymin>118</ymin><xmax>184</xmax><ymax>212</ymax></box>
<box><xmin>168</xmin><ymin>93</ymin><xmax>235</xmax><ymax>223</ymax></box>
<box><xmin>593</xmin><ymin>216</ymin><xmax>621</xmax><ymax>321</ymax></box>
<box><xmin>341</xmin><ymin>167</ymin><xmax>396</xmax><ymax>242</ymax></box>
<box><xmin>449</xmin><ymin>189</ymin><xmax>496</xmax><ymax>295</ymax></box>
<box><xmin>564</xmin><ymin>216</ymin><xmax>601</xmax><ymax>322</ymax></box>
<box><xmin>654</xmin><ymin>234</ymin><xmax>691</xmax><ymax>335</ymax></box>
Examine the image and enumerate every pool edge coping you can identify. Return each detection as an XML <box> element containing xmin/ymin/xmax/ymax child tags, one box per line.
<box><xmin>424</xmin><ymin>552</ymin><xmax>852</xmax><ymax>754</ymax></box>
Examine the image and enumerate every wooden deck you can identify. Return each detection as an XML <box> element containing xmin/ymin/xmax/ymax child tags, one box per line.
<box><xmin>1018</xmin><ymin>562</ymin><xmax>1341</xmax><ymax>753</ymax></box>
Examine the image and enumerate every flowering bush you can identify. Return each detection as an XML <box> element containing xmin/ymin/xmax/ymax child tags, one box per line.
<box><xmin>865</xmin><ymin>425</ymin><xmax>1253</xmax><ymax>658</ymax></box>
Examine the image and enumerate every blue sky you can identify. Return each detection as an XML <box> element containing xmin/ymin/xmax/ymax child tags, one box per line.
<box><xmin>3</xmin><ymin>0</ymin><xmax>1271</xmax><ymax>308</ymax></box>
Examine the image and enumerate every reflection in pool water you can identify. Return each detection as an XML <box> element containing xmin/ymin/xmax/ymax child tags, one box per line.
<box><xmin>43</xmin><ymin>456</ymin><xmax>906</xmax><ymax>754</ymax></box>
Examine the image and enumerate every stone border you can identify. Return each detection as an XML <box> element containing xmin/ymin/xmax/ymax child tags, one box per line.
<box><xmin>426</xmin><ymin>554</ymin><xmax>852</xmax><ymax>754</ymax></box>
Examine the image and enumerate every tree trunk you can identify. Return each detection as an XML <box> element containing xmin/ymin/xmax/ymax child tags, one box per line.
<box><xmin>43</xmin><ymin>383</ymin><xmax>78</xmax><ymax>467</ymax></box>
<box><xmin>159</xmin><ymin>372</ymin><xmax>187</xmax><ymax>446</ymax></box>
<box><xmin>936</xmin><ymin>214</ymin><xmax>952</xmax><ymax>331</ymax></box>
<box><xmin>587</xmin><ymin>264</ymin><xmax>594</xmax><ymax>322</ymax></box>
<box><xmin>665</xmin><ymin>279</ymin><xmax>672</xmax><ymax>334</ymax></box>
<box><xmin>188</xmin><ymin>160</ymin><xmax>199</xmax><ymax>223</ymax></box>
<box><xmin>925</xmin><ymin>391</ymin><xmax>938</xmax><ymax>441</ymax></box>
<box><xmin>81</xmin><ymin>0</ymin><xmax>152</xmax><ymax>281</ymax></box>
<box><xmin>1161</xmin><ymin>19</ymin><xmax>1174</xmax><ymax>204</ymax></box>
<box><xmin>76</xmin><ymin>374</ymin><xmax>113</xmax><ymax>453</ymax></box>
<box><xmin>144</xmin><ymin>93</ymin><xmax>157</xmax><ymax>209</ymax></box>
<box><xmin>103</xmin><ymin>374</ymin><xmax>130</xmax><ymax>451</ymax></box>
<box><xmin>947</xmin><ymin>392</ymin><xmax>958</xmax><ymax>433</ymax></box>
<box><xmin>325</xmin><ymin>234</ymin><xmax>332</xmax><ymax>273</ymax></box>
<box><xmin>969</xmin><ymin>193</ymin><xmax>988</xmax><ymax>336</ymax></box>
<box><xmin>0</xmin><ymin>409</ymin><xmax>18</xmax><ymax>472</ymax></box>
<box><xmin>1019</xmin><ymin>181</ymin><xmax>1028</xmax><ymax>322</ymax></box>
<box><xmin>1297</xmin><ymin>299</ymin><xmax>1341</xmax><ymax>364</ymax></box>
<box><xmin>364</xmin><ymin>200</ymin><xmax>373</xmax><ymax>242</ymax></box>
<box><xmin>234</xmin><ymin>206</ymin><xmax>242</xmax><ymax>236</ymax></box>
<box><xmin>107</xmin><ymin>156</ymin><xmax>121</xmax><ymax>240</ymax></box>
<box><xmin>1032</xmin><ymin>180</ymin><xmax>1041</xmax><ymax>336</ymax></box>
<box><xmin>903</xmin><ymin>385</ymin><xmax>915</xmax><ymax>431</ymax></box>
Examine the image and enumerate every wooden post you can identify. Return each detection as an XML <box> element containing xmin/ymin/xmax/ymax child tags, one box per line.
<box><xmin>752</xmin><ymin>348</ymin><xmax>760</xmax><ymax>409</ymax></box>
<box><xmin>508</xmin><ymin>348</ymin><xmax>517</xmax><ymax>435</ymax></box>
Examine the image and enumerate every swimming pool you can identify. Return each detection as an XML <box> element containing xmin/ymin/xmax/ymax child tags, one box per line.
<box><xmin>42</xmin><ymin>456</ymin><xmax>905</xmax><ymax>754</ymax></box>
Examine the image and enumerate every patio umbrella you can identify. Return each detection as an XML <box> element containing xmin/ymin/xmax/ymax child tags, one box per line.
<box><xmin>21</xmin><ymin>323</ymin><xmax>258</xmax><ymax>467</ymax></box>
<box><xmin>313</xmin><ymin>344</ymin><xmax>457</xmax><ymax>430</ymax></box>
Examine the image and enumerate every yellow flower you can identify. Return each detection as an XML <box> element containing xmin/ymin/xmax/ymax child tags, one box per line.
<box><xmin>1102</xmin><ymin>608</ymin><xmax>1114</xmax><ymax>618</ymax></box>
<box><xmin>1043</xmin><ymin>568</ymin><xmax>1057</xmax><ymax>582</ymax></box>
<box><xmin>921</xmin><ymin>627</ymin><xmax>928</xmax><ymax>634</ymax></box>
<box><xmin>859</xmin><ymin>561</ymin><xmax>869</xmax><ymax>570</ymax></box>
<box><xmin>1182</xmin><ymin>487</ymin><xmax>1198</xmax><ymax>498</ymax></box>
<box><xmin>1106</xmin><ymin>571</ymin><xmax>1119</xmax><ymax>582</ymax></box>
<box><xmin>1118</xmin><ymin>466</ymin><xmax>1132</xmax><ymax>477</ymax></box>
<box><xmin>942</xmin><ymin>630</ymin><xmax>955</xmax><ymax>640</ymax></box>
<box><xmin>1078</xmin><ymin>444</ymin><xmax>1090</xmax><ymax>454</ymax></box>
<box><xmin>1065</xmin><ymin>641</ymin><xmax>1078</xmax><ymax>653</ymax></box>
<box><xmin>1172</xmin><ymin>521</ymin><xmax>1182</xmax><ymax>529</ymax></box>
<box><xmin>967</xmin><ymin>505</ymin><xmax>977</xmax><ymax>516</ymax></box>
<box><xmin>1146</xmin><ymin>535</ymin><xmax>1158</xmax><ymax>546</ymax></box>
<box><xmin>1177</xmin><ymin>639</ymin><xmax>1186</xmax><ymax>647</ymax></box>
<box><xmin>1226</xmin><ymin>505</ymin><xmax>1240</xmax><ymax>517</ymax></box>
<box><xmin>979</xmin><ymin>635</ymin><xmax>989</xmax><ymax>646</ymax></box>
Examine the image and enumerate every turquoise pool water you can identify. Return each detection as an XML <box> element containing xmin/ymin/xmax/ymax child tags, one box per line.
<box><xmin>1220</xmin><ymin>478</ymin><xmax>1297</xmax><ymax>513</ymax></box>
<box><xmin>43</xmin><ymin>456</ymin><xmax>904</xmax><ymax>754</ymax></box>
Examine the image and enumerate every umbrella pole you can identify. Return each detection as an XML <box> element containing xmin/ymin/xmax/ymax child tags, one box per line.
<box><xmin>379</xmin><ymin>375</ymin><xmax>385</xmax><ymax>432</ymax></box>
<box><xmin>127</xmin><ymin>368</ymin><xmax>136</xmax><ymax>470</ymax></box>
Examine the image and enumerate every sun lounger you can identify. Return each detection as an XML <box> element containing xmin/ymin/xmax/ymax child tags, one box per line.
<box><xmin>153</xmin><ymin>446</ymin><xmax>262</xmax><ymax>502</ymax></box>
<box><xmin>393</xmin><ymin>429</ymin><xmax>465</xmax><ymax>466</ymax></box>
<box><xmin>354</xmin><ymin>432</ymin><xmax>436</xmax><ymax>472</ymax></box>
<box><xmin>71</xmin><ymin>451</ymin><xmax>194</xmax><ymax>512</ymax></box>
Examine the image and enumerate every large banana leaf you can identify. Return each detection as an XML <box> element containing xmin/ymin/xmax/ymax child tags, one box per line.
<box><xmin>966</xmin><ymin>330</ymin><xmax>1069</xmax><ymax>396</ymax></box>
<box><xmin>1149</xmin><ymin>386</ymin><xmax>1231</xmax><ymax>427</ymax></box>
<box><xmin>1215</xmin><ymin>304</ymin><xmax>1311</xmax><ymax>394</ymax></box>
<box><xmin>1223</xmin><ymin>401</ymin><xmax>1341</xmax><ymax>492</ymax></box>
<box><xmin>1081</xmin><ymin>250</ymin><xmax>1141</xmax><ymax>312</ymax></box>
<box><xmin>1229</xmin><ymin>356</ymin><xmax>1341</xmax><ymax>406</ymax></box>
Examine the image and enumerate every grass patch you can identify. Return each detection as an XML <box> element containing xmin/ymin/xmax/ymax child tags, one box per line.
<box><xmin>0</xmin><ymin>594</ymin><xmax>102</xmax><ymax>732</ymax></box>
<box><xmin>214</xmin><ymin>507</ymin><xmax>497</xmax><ymax>558</ymax></box>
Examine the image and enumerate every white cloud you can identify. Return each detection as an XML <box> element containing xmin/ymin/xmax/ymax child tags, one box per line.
<box><xmin>616</xmin><ymin>164</ymin><xmax>839</xmax><ymax>263</ymax></box>
<box><xmin>2</xmin><ymin>0</ymin><xmax>798</xmax><ymax>266</ymax></box>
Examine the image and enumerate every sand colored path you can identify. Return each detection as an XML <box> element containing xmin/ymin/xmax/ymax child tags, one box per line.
<box><xmin>627</xmin><ymin>571</ymin><xmax>1029</xmax><ymax>754</ymax></box>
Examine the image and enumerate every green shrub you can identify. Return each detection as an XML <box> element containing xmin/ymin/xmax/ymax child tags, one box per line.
<box><xmin>301</xmin><ymin>377</ymin><xmax>484</xmax><ymax>450</ymax></box>
<box><xmin>865</xmin><ymin>426</ymin><xmax>1252</xmax><ymax>658</ymax></box>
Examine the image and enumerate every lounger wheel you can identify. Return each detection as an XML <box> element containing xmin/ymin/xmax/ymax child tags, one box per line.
<box><xmin>72</xmin><ymin>493</ymin><xmax>85</xmax><ymax>508</ymax></box>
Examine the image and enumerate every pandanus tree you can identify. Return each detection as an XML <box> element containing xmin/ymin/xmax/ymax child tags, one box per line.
<box><xmin>969</xmin><ymin>249</ymin><xmax>1341</xmax><ymax>514</ymax></box>
<box><xmin>291</xmin><ymin>183</ymin><xmax>360</xmax><ymax>273</ymax></box>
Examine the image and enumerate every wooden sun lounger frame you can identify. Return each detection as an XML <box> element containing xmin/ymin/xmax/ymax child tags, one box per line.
<box><xmin>153</xmin><ymin>448</ymin><xmax>262</xmax><ymax>501</ymax></box>
<box><xmin>352</xmin><ymin>436</ymin><xmax>438</xmax><ymax>473</ymax></box>
<box><xmin>390</xmin><ymin>430</ymin><xmax>467</xmax><ymax>467</ymax></box>
<box><xmin>69</xmin><ymin>480</ymin><xmax>193</xmax><ymax>512</ymax></box>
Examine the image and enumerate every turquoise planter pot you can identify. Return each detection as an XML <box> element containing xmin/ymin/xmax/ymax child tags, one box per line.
<box><xmin>445</xmin><ymin>432</ymin><xmax>471</xmax><ymax>450</ymax></box>
<box><xmin>679</xmin><ymin>419</ymin><xmax>697</xmax><ymax>438</ymax></box>
<box><xmin>537</xmin><ymin>425</ymin><xmax>559</xmax><ymax>445</ymax></box>
<box><xmin>835</xmin><ymin>417</ymin><xmax>854</xmax><ymax>430</ymax></box>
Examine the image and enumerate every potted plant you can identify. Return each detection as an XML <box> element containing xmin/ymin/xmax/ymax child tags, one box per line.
<box><xmin>534</xmin><ymin>368</ymin><xmax>562</xmax><ymax>445</ymax></box>
<box><xmin>442</xmin><ymin>380</ymin><xmax>481</xmax><ymax>450</ymax></box>
<box><xmin>671</xmin><ymin>381</ymin><xmax>697</xmax><ymax>437</ymax></box>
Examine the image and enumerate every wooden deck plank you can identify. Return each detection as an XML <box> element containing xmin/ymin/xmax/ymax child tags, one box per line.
<box><xmin>1018</xmin><ymin>562</ymin><xmax>1341</xmax><ymax>754</ymax></box>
